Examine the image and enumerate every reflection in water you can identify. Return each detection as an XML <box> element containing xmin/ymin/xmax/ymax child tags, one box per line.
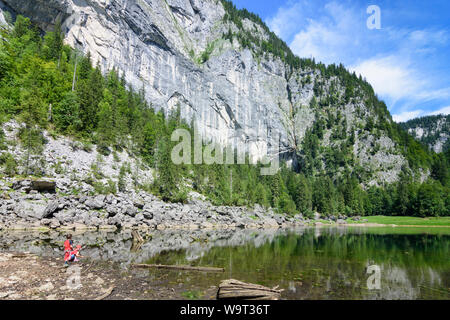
<box><xmin>0</xmin><ymin>227</ymin><xmax>449</xmax><ymax>300</ymax></box>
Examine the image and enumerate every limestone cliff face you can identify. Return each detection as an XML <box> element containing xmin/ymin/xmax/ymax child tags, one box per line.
<box><xmin>0</xmin><ymin>0</ymin><xmax>412</xmax><ymax>184</ymax></box>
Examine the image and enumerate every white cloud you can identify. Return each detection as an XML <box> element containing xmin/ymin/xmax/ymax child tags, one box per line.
<box><xmin>392</xmin><ymin>110</ymin><xmax>423</xmax><ymax>123</ymax></box>
<box><xmin>408</xmin><ymin>29</ymin><xmax>449</xmax><ymax>47</ymax></box>
<box><xmin>288</xmin><ymin>1</ymin><xmax>357</xmax><ymax>64</ymax></box>
<box><xmin>392</xmin><ymin>106</ymin><xmax>449</xmax><ymax>123</ymax></box>
<box><xmin>414</xmin><ymin>87</ymin><xmax>450</xmax><ymax>102</ymax></box>
<box><xmin>429</xmin><ymin>106</ymin><xmax>450</xmax><ymax>116</ymax></box>
<box><xmin>290</xmin><ymin>20</ymin><xmax>344</xmax><ymax>63</ymax></box>
<box><xmin>350</xmin><ymin>56</ymin><xmax>426</xmax><ymax>103</ymax></box>
<box><xmin>266</xmin><ymin>2</ymin><xmax>304</xmax><ymax>39</ymax></box>
<box><xmin>350</xmin><ymin>56</ymin><xmax>450</xmax><ymax>116</ymax></box>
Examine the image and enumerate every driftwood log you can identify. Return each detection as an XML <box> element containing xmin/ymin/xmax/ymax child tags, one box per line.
<box><xmin>132</xmin><ymin>264</ymin><xmax>224</xmax><ymax>272</ymax></box>
<box><xmin>94</xmin><ymin>286</ymin><xmax>115</xmax><ymax>300</ymax></box>
<box><xmin>217</xmin><ymin>279</ymin><xmax>283</xmax><ymax>300</ymax></box>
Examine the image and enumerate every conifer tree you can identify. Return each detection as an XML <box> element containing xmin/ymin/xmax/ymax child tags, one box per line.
<box><xmin>19</xmin><ymin>86</ymin><xmax>45</xmax><ymax>175</ymax></box>
<box><xmin>43</xmin><ymin>20</ymin><xmax>64</xmax><ymax>62</ymax></box>
<box><xmin>96</xmin><ymin>88</ymin><xmax>115</xmax><ymax>154</ymax></box>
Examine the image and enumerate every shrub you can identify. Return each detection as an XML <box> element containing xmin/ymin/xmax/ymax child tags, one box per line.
<box><xmin>303</xmin><ymin>209</ymin><xmax>314</xmax><ymax>219</ymax></box>
<box><xmin>0</xmin><ymin>152</ymin><xmax>18</xmax><ymax>177</ymax></box>
<box><xmin>93</xmin><ymin>179</ymin><xmax>117</xmax><ymax>195</ymax></box>
<box><xmin>0</xmin><ymin>129</ymin><xmax>7</xmax><ymax>150</ymax></box>
<box><xmin>53</xmin><ymin>160</ymin><xmax>65</xmax><ymax>175</ymax></box>
<box><xmin>90</xmin><ymin>163</ymin><xmax>104</xmax><ymax>180</ymax></box>
<box><xmin>97</xmin><ymin>143</ymin><xmax>111</xmax><ymax>156</ymax></box>
<box><xmin>82</xmin><ymin>140</ymin><xmax>93</xmax><ymax>153</ymax></box>
<box><xmin>118</xmin><ymin>164</ymin><xmax>127</xmax><ymax>192</ymax></box>
<box><xmin>171</xmin><ymin>188</ymin><xmax>189</xmax><ymax>204</ymax></box>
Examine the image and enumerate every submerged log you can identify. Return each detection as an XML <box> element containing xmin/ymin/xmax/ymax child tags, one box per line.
<box><xmin>132</xmin><ymin>264</ymin><xmax>224</xmax><ymax>272</ymax></box>
<box><xmin>217</xmin><ymin>279</ymin><xmax>283</xmax><ymax>300</ymax></box>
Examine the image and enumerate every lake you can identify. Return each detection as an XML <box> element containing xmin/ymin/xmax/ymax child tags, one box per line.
<box><xmin>1</xmin><ymin>226</ymin><xmax>449</xmax><ymax>300</ymax></box>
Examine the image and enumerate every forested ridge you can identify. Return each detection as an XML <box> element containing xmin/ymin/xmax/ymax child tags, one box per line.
<box><xmin>399</xmin><ymin>114</ymin><xmax>449</xmax><ymax>153</ymax></box>
<box><xmin>0</xmin><ymin>15</ymin><xmax>449</xmax><ymax>218</ymax></box>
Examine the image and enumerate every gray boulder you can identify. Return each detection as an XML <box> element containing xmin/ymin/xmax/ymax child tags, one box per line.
<box><xmin>14</xmin><ymin>200</ymin><xmax>48</xmax><ymax>220</ymax></box>
<box><xmin>54</xmin><ymin>209</ymin><xmax>76</xmax><ymax>224</ymax></box>
<box><xmin>273</xmin><ymin>214</ymin><xmax>285</xmax><ymax>225</ymax></box>
<box><xmin>95</xmin><ymin>195</ymin><xmax>106</xmax><ymax>204</ymax></box>
<box><xmin>42</xmin><ymin>201</ymin><xmax>60</xmax><ymax>218</ymax></box>
<box><xmin>85</xmin><ymin>198</ymin><xmax>104</xmax><ymax>210</ymax></box>
<box><xmin>108</xmin><ymin>214</ymin><xmax>125</xmax><ymax>227</ymax></box>
<box><xmin>135</xmin><ymin>213</ymin><xmax>144</xmax><ymax>222</ymax></box>
<box><xmin>124</xmin><ymin>206</ymin><xmax>138</xmax><ymax>217</ymax></box>
<box><xmin>142</xmin><ymin>210</ymin><xmax>153</xmax><ymax>220</ymax></box>
<box><xmin>133</xmin><ymin>200</ymin><xmax>145</xmax><ymax>209</ymax></box>
<box><xmin>106</xmin><ymin>205</ymin><xmax>118</xmax><ymax>217</ymax></box>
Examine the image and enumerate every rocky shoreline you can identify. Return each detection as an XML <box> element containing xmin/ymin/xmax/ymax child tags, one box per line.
<box><xmin>0</xmin><ymin>251</ymin><xmax>206</xmax><ymax>300</ymax></box>
<box><xmin>0</xmin><ymin>179</ymin><xmax>353</xmax><ymax>233</ymax></box>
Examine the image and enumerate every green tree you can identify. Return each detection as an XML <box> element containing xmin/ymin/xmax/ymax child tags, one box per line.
<box><xmin>155</xmin><ymin>136</ymin><xmax>179</xmax><ymax>201</ymax></box>
<box><xmin>254</xmin><ymin>182</ymin><xmax>270</xmax><ymax>208</ymax></box>
<box><xmin>313</xmin><ymin>176</ymin><xmax>336</xmax><ymax>215</ymax></box>
<box><xmin>53</xmin><ymin>91</ymin><xmax>81</xmax><ymax>133</ymax></box>
<box><xmin>277</xmin><ymin>192</ymin><xmax>297</xmax><ymax>215</ymax></box>
<box><xmin>77</xmin><ymin>65</ymin><xmax>104</xmax><ymax>133</ymax></box>
<box><xmin>412</xmin><ymin>182</ymin><xmax>445</xmax><ymax>217</ymax></box>
<box><xmin>294</xmin><ymin>174</ymin><xmax>313</xmax><ymax>213</ymax></box>
<box><xmin>96</xmin><ymin>89</ymin><xmax>115</xmax><ymax>154</ymax></box>
<box><xmin>12</xmin><ymin>15</ymin><xmax>32</xmax><ymax>38</ymax></box>
<box><xmin>431</xmin><ymin>153</ymin><xmax>448</xmax><ymax>187</ymax></box>
<box><xmin>19</xmin><ymin>87</ymin><xmax>46</xmax><ymax>175</ymax></box>
<box><xmin>43</xmin><ymin>20</ymin><xmax>64</xmax><ymax>62</ymax></box>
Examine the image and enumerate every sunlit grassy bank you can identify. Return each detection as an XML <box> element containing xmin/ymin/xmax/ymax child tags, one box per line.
<box><xmin>349</xmin><ymin>216</ymin><xmax>450</xmax><ymax>227</ymax></box>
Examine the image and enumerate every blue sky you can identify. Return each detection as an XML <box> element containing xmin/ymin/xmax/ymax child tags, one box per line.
<box><xmin>231</xmin><ymin>0</ymin><xmax>450</xmax><ymax>122</ymax></box>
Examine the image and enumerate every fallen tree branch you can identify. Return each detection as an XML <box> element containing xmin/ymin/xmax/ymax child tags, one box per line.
<box><xmin>94</xmin><ymin>286</ymin><xmax>115</xmax><ymax>300</ymax></box>
<box><xmin>83</xmin><ymin>263</ymin><xmax>94</xmax><ymax>274</ymax></box>
<box><xmin>132</xmin><ymin>264</ymin><xmax>224</xmax><ymax>272</ymax></box>
<box><xmin>217</xmin><ymin>279</ymin><xmax>283</xmax><ymax>300</ymax></box>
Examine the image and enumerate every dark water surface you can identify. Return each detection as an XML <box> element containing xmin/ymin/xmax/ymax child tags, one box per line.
<box><xmin>1</xmin><ymin>226</ymin><xmax>449</xmax><ymax>300</ymax></box>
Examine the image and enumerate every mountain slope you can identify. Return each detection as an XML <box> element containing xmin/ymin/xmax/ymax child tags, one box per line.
<box><xmin>399</xmin><ymin>114</ymin><xmax>449</xmax><ymax>153</ymax></box>
<box><xmin>0</xmin><ymin>0</ymin><xmax>434</xmax><ymax>187</ymax></box>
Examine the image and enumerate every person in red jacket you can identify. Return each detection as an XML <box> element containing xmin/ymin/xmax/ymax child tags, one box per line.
<box><xmin>64</xmin><ymin>234</ymin><xmax>82</xmax><ymax>267</ymax></box>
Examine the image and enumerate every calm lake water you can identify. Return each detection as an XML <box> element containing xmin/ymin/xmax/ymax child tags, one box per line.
<box><xmin>1</xmin><ymin>226</ymin><xmax>449</xmax><ymax>300</ymax></box>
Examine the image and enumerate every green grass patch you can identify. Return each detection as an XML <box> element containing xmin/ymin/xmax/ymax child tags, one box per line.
<box><xmin>181</xmin><ymin>290</ymin><xmax>203</xmax><ymax>300</ymax></box>
<box><xmin>362</xmin><ymin>216</ymin><xmax>450</xmax><ymax>226</ymax></box>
